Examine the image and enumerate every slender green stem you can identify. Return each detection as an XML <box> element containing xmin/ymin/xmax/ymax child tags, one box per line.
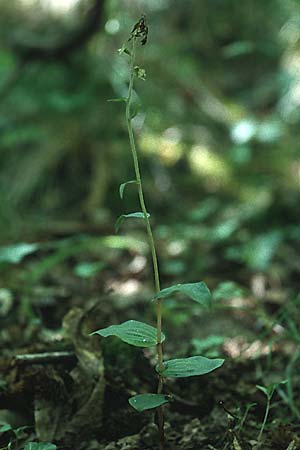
<box><xmin>257</xmin><ymin>398</ymin><xmax>270</xmax><ymax>443</ymax></box>
<box><xmin>125</xmin><ymin>38</ymin><xmax>165</xmax><ymax>449</ymax></box>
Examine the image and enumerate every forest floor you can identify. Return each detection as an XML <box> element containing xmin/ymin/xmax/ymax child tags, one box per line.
<box><xmin>0</xmin><ymin>233</ymin><xmax>300</xmax><ymax>450</ymax></box>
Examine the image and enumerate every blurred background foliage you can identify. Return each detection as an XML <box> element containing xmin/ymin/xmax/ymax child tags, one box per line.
<box><xmin>1</xmin><ymin>2</ymin><xmax>300</xmax><ymax>432</ymax></box>
<box><xmin>0</xmin><ymin>0</ymin><xmax>299</xmax><ymax>284</ymax></box>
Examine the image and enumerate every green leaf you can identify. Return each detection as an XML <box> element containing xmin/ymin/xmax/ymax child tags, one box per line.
<box><xmin>74</xmin><ymin>261</ymin><xmax>105</xmax><ymax>278</ymax></box>
<box><xmin>223</xmin><ymin>41</ymin><xmax>255</xmax><ymax>58</ymax></box>
<box><xmin>153</xmin><ymin>282</ymin><xmax>211</xmax><ymax>307</ymax></box>
<box><xmin>115</xmin><ymin>212</ymin><xmax>150</xmax><ymax>233</ymax></box>
<box><xmin>213</xmin><ymin>281</ymin><xmax>245</xmax><ymax>301</ymax></box>
<box><xmin>243</xmin><ymin>231</ymin><xmax>282</xmax><ymax>271</ymax></box>
<box><xmin>119</xmin><ymin>180</ymin><xmax>137</xmax><ymax>199</ymax></box>
<box><xmin>0</xmin><ymin>423</ymin><xmax>12</xmax><ymax>433</ymax></box>
<box><xmin>24</xmin><ymin>443</ymin><xmax>57</xmax><ymax>450</ymax></box>
<box><xmin>107</xmin><ymin>97</ymin><xmax>127</xmax><ymax>102</ymax></box>
<box><xmin>256</xmin><ymin>380</ymin><xmax>287</xmax><ymax>400</ymax></box>
<box><xmin>191</xmin><ymin>336</ymin><xmax>225</xmax><ymax>356</ymax></box>
<box><xmin>256</xmin><ymin>385</ymin><xmax>268</xmax><ymax>397</ymax></box>
<box><xmin>129</xmin><ymin>393</ymin><xmax>170</xmax><ymax>412</ymax></box>
<box><xmin>157</xmin><ymin>356</ymin><xmax>224</xmax><ymax>378</ymax></box>
<box><xmin>91</xmin><ymin>320</ymin><xmax>165</xmax><ymax>347</ymax></box>
<box><xmin>0</xmin><ymin>243</ymin><xmax>39</xmax><ymax>264</ymax></box>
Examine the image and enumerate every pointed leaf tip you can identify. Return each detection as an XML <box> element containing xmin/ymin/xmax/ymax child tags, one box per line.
<box><xmin>153</xmin><ymin>282</ymin><xmax>211</xmax><ymax>307</ymax></box>
<box><xmin>119</xmin><ymin>180</ymin><xmax>137</xmax><ymax>199</ymax></box>
<box><xmin>91</xmin><ymin>320</ymin><xmax>165</xmax><ymax>347</ymax></box>
<box><xmin>115</xmin><ymin>212</ymin><xmax>150</xmax><ymax>233</ymax></box>
<box><xmin>107</xmin><ymin>97</ymin><xmax>127</xmax><ymax>102</ymax></box>
<box><xmin>129</xmin><ymin>393</ymin><xmax>170</xmax><ymax>412</ymax></box>
<box><xmin>157</xmin><ymin>356</ymin><xmax>224</xmax><ymax>378</ymax></box>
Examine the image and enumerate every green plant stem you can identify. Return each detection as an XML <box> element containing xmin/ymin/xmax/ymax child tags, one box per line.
<box><xmin>125</xmin><ymin>38</ymin><xmax>165</xmax><ymax>450</ymax></box>
<box><xmin>257</xmin><ymin>397</ymin><xmax>270</xmax><ymax>443</ymax></box>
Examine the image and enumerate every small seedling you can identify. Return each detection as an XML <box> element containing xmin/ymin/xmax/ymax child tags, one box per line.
<box><xmin>219</xmin><ymin>400</ymin><xmax>257</xmax><ymax>449</ymax></box>
<box><xmin>256</xmin><ymin>380</ymin><xmax>287</xmax><ymax>443</ymax></box>
<box><xmin>91</xmin><ymin>15</ymin><xmax>224</xmax><ymax>449</ymax></box>
<box><xmin>237</xmin><ymin>402</ymin><xmax>257</xmax><ymax>433</ymax></box>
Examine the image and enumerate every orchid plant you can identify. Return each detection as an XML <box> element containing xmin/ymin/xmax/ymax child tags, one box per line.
<box><xmin>92</xmin><ymin>15</ymin><xmax>224</xmax><ymax>450</ymax></box>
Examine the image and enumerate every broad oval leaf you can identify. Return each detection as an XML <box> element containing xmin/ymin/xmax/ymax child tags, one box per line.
<box><xmin>119</xmin><ymin>180</ymin><xmax>137</xmax><ymax>199</ymax></box>
<box><xmin>115</xmin><ymin>212</ymin><xmax>150</xmax><ymax>233</ymax></box>
<box><xmin>157</xmin><ymin>356</ymin><xmax>224</xmax><ymax>378</ymax></box>
<box><xmin>153</xmin><ymin>282</ymin><xmax>211</xmax><ymax>307</ymax></box>
<box><xmin>129</xmin><ymin>393</ymin><xmax>170</xmax><ymax>412</ymax></box>
<box><xmin>91</xmin><ymin>320</ymin><xmax>165</xmax><ymax>347</ymax></box>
